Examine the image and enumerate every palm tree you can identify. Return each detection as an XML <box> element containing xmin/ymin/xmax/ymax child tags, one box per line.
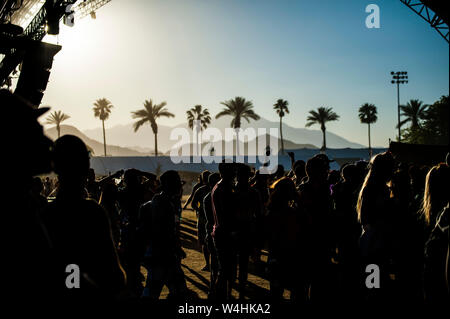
<box><xmin>93</xmin><ymin>98</ymin><xmax>113</xmax><ymax>157</ymax></box>
<box><xmin>305</xmin><ymin>106</ymin><xmax>340</xmax><ymax>152</ymax></box>
<box><xmin>273</xmin><ymin>99</ymin><xmax>289</xmax><ymax>154</ymax></box>
<box><xmin>186</xmin><ymin>105</ymin><xmax>211</xmax><ymax>156</ymax></box>
<box><xmin>216</xmin><ymin>96</ymin><xmax>260</xmax><ymax>156</ymax></box>
<box><xmin>358</xmin><ymin>103</ymin><xmax>378</xmax><ymax>158</ymax></box>
<box><xmin>46</xmin><ymin>110</ymin><xmax>70</xmax><ymax>138</ymax></box>
<box><xmin>131</xmin><ymin>99</ymin><xmax>174</xmax><ymax>157</ymax></box>
<box><xmin>397</xmin><ymin>99</ymin><xmax>428</xmax><ymax>130</ymax></box>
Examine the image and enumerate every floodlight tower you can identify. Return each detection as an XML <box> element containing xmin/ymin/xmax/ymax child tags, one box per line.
<box><xmin>390</xmin><ymin>71</ymin><xmax>408</xmax><ymax>141</ymax></box>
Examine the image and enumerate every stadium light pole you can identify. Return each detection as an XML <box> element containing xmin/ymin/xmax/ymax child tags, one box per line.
<box><xmin>390</xmin><ymin>71</ymin><xmax>408</xmax><ymax>142</ymax></box>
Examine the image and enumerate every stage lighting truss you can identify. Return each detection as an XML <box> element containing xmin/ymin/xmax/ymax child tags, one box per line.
<box><xmin>400</xmin><ymin>0</ymin><xmax>449</xmax><ymax>43</ymax></box>
<box><xmin>73</xmin><ymin>0</ymin><xmax>111</xmax><ymax>20</ymax></box>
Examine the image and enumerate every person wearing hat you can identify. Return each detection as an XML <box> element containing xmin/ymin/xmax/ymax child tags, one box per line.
<box><xmin>41</xmin><ymin>135</ymin><xmax>126</xmax><ymax>301</ymax></box>
<box><xmin>1</xmin><ymin>89</ymin><xmax>56</xmax><ymax>304</ymax></box>
<box><xmin>139</xmin><ymin>170</ymin><xmax>187</xmax><ymax>300</ymax></box>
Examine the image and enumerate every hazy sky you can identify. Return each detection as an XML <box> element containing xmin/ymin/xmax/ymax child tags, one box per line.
<box><xmin>38</xmin><ymin>0</ymin><xmax>449</xmax><ymax>147</ymax></box>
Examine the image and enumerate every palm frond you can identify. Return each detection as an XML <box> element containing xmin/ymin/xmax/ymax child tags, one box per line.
<box><xmin>242</xmin><ymin>109</ymin><xmax>260</xmax><ymax>122</ymax></box>
<box><xmin>306</xmin><ymin>107</ymin><xmax>339</xmax><ymax>127</ymax></box>
<box><xmin>46</xmin><ymin>110</ymin><xmax>70</xmax><ymax>125</ymax></box>
<box><xmin>153</xmin><ymin>101</ymin><xmax>167</xmax><ymax>115</ymax></box>
<box><xmin>133</xmin><ymin>118</ymin><xmax>148</xmax><ymax>132</ymax></box>
<box><xmin>157</xmin><ymin>110</ymin><xmax>175</xmax><ymax>118</ymax></box>
<box><xmin>396</xmin><ymin>118</ymin><xmax>410</xmax><ymax>129</ymax></box>
<box><xmin>358</xmin><ymin>103</ymin><xmax>378</xmax><ymax>124</ymax></box>
<box><xmin>215</xmin><ymin>109</ymin><xmax>233</xmax><ymax>119</ymax></box>
<box><xmin>93</xmin><ymin>98</ymin><xmax>113</xmax><ymax>121</ymax></box>
<box><xmin>131</xmin><ymin>109</ymin><xmax>149</xmax><ymax>119</ymax></box>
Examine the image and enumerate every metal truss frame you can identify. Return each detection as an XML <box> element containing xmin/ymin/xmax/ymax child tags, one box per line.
<box><xmin>74</xmin><ymin>0</ymin><xmax>111</xmax><ymax>19</ymax></box>
<box><xmin>400</xmin><ymin>0</ymin><xmax>449</xmax><ymax>43</ymax></box>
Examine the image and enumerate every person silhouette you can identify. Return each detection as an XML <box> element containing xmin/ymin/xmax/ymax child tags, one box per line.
<box><xmin>1</xmin><ymin>89</ymin><xmax>55</xmax><ymax>304</ymax></box>
<box><xmin>211</xmin><ymin>162</ymin><xmax>237</xmax><ymax>299</ymax></box>
<box><xmin>233</xmin><ymin>163</ymin><xmax>262</xmax><ymax>299</ymax></box>
<box><xmin>422</xmin><ymin>163</ymin><xmax>450</xmax><ymax>302</ymax></box>
<box><xmin>139</xmin><ymin>170</ymin><xmax>187</xmax><ymax>300</ymax></box>
<box><xmin>266</xmin><ymin>177</ymin><xmax>305</xmax><ymax>301</ymax></box>
<box><xmin>250</xmin><ymin>170</ymin><xmax>270</xmax><ymax>265</ymax></box>
<box><xmin>41</xmin><ymin>135</ymin><xmax>126</xmax><ymax>301</ymax></box>
<box><xmin>86</xmin><ymin>168</ymin><xmax>123</xmax><ymax>202</ymax></box>
<box><xmin>293</xmin><ymin>160</ymin><xmax>307</xmax><ymax>188</ymax></box>
<box><xmin>190</xmin><ymin>170</ymin><xmax>212</xmax><ymax>271</ymax></box>
<box><xmin>86</xmin><ymin>168</ymin><xmax>101</xmax><ymax>201</ymax></box>
<box><xmin>116</xmin><ymin>168</ymin><xmax>147</xmax><ymax>295</ymax></box>
<box><xmin>99</xmin><ymin>182</ymin><xmax>121</xmax><ymax>249</ymax></box>
<box><xmin>357</xmin><ymin>152</ymin><xmax>395</xmax><ymax>301</ymax></box>
<box><xmin>44</xmin><ymin>176</ymin><xmax>53</xmax><ymax>197</ymax></box>
<box><xmin>183</xmin><ymin>171</ymin><xmax>209</xmax><ymax>210</ymax></box>
<box><xmin>332</xmin><ymin>164</ymin><xmax>362</xmax><ymax>300</ymax></box>
<box><xmin>298</xmin><ymin>154</ymin><xmax>336</xmax><ymax>301</ymax></box>
<box><xmin>30</xmin><ymin>177</ymin><xmax>49</xmax><ymax>210</ymax></box>
<box><xmin>202</xmin><ymin>173</ymin><xmax>221</xmax><ymax>298</ymax></box>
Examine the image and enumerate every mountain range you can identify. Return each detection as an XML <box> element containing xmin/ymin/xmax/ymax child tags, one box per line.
<box><xmin>44</xmin><ymin>125</ymin><xmax>317</xmax><ymax>156</ymax></box>
<box><xmin>82</xmin><ymin>116</ymin><xmax>364</xmax><ymax>153</ymax></box>
<box><xmin>45</xmin><ymin>125</ymin><xmax>149</xmax><ymax>156</ymax></box>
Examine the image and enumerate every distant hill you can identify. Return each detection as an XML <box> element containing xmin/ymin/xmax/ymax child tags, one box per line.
<box><xmin>83</xmin><ymin>116</ymin><xmax>365</xmax><ymax>152</ymax></box>
<box><xmin>44</xmin><ymin>125</ymin><xmax>156</xmax><ymax>156</ymax></box>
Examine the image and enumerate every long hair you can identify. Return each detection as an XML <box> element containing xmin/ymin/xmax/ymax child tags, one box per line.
<box><xmin>267</xmin><ymin>177</ymin><xmax>298</xmax><ymax>212</ymax></box>
<box><xmin>421</xmin><ymin>164</ymin><xmax>450</xmax><ymax>225</ymax></box>
<box><xmin>356</xmin><ymin>152</ymin><xmax>394</xmax><ymax>223</ymax></box>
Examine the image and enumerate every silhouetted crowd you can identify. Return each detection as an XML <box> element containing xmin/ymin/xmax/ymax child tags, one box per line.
<box><xmin>2</xmin><ymin>88</ymin><xmax>449</xmax><ymax>305</ymax></box>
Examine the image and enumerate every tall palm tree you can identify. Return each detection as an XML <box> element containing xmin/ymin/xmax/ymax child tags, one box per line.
<box><xmin>273</xmin><ymin>99</ymin><xmax>289</xmax><ymax>154</ymax></box>
<box><xmin>93</xmin><ymin>98</ymin><xmax>113</xmax><ymax>157</ymax></box>
<box><xmin>397</xmin><ymin>99</ymin><xmax>428</xmax><ymax>130</ymax></box>
<box><xmin>358</xmin><ymin>103</ymin><xmax>378</xmax><ymax>158</ymax></box>
<box><xmin>186</xmin><ymin>105</ymin><xmax>211</xmax><ymax>155</ymax></box>
<box><xmin>131</xmin><ymin>99</ymin><xmax>174</xmax><ymax>157</ymax></box>
<box><xmin>305</xmin><ymin>106</ymin><xmax>340</xmax><ymax>152</ymax></box>
<box><xmin>46</xmin><ymin>110</ymin><xmax>70</xmax><ymax>138</ymax></box>
<box><xmin>216</xmin><ymin>96</ymin><xmax>260</xmax><ymax>156</ymax></box>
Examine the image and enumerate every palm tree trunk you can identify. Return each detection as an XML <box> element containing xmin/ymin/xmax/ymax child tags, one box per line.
<box><xmin>368</xmin><ymin>123</ymin><xmax>372</xmax><ymax>158</ymax></box>
<box><xmin>196</xmin><ymin>130</ymin><xmax>199</xmax><ymax>156</ymax></box>
<box><xmin>57</xmin><ymin>124</ymin><xmax>60</xmax><ymax>139</ymax></box>
<box><xmin>321</xmin><ymin>128</ymin><xmax>326</xmax><ymax>152</ymax></box>
<box><xmin>280</xmin><ymin>116</ymin><xmax>284</xmax><ymax>154</ymax></box>
<box><xmin>102</xmin><ymin>120</ymin><xmax>107</xmax><ymax>157</ymax></box>
<box><xmin>154</xmin><ymin>132</ymin><xmax>158</xmax><ymax>157</ymax></box>
<box><xmin>235</xmin><ymin>127</ymin><xmax>240</xmax><ymax>157</ymax></box>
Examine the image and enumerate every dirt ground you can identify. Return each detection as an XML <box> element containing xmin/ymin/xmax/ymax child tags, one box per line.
<box><xmin>140</xmin><ymin>196</ymin><xmax>290</xmax><ymax>300</ymax></box>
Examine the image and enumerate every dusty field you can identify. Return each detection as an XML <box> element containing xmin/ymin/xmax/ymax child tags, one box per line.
<box><xmin>140</xmin><ymin>196</ymin><xmax>290</xmax><ymax>300</ymax></box>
